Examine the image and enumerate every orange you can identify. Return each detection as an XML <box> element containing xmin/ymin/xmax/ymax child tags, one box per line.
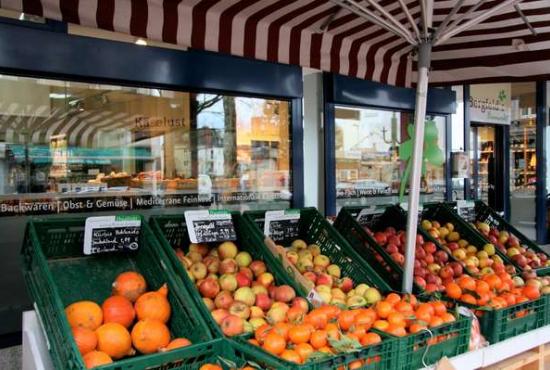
<box><xmin>360</xmin><ymin>332</ymin><xmax>382</xmax><ymax>346</ymax></box>
<box><xmin>362</xmin><ymin>308</ymin><xmax>378</xmax><ymax>323</ymax></box>
<box><xmin>280</xmin><ymin>349</ymin><xmax>302</xmax><ymax>364</ymax></box>
<box><xmin>386</xmin><ymin>324</ymin><xmax>407</xmax><ymax>337</ymax></box>
<box><xmin>496</xmin><ymin>282</ymin><xmax>511</xmax><ymax>293</ymax></box>
<box><xmin>376</xmin><ymin>302</ymin><xmax>393</xmax><ymax>319</ymax></box>
<box><xmin>288</xmin><ymin>325</ymin><xmax>311</xmax><ymax>345</ymax></box>
<box><xmin>385</xmin><ymin>293</ymin><xmax>401</xmax><ymax>306</ymax></box>
<box><xmin>500</xmin><ymin>293</ymin><xmax>516</xmax><ymax>306</ymax></box>
<box><xmin>402</xmin><ymin>294</ymin><xmax>418</xmax><ymax>307</ymax></box>
<box><xmin>440</xmin><ymin>313</ymin><xmax>456</xmax><ymax>323</ymax></box>
<box><xmin>460</xmin><ymin>294</ymin><xmax>477</xmax><ymax>305</ymax></box>
<box><xmin>346</xmin><ymin>331</ymin><xmax>363</xmax><ymax>343</ymax></box>
<box><xmin>325</xmin><ymin>323</ymin><xmax>341</xmax><ymax>341</ymax></box>
<box><xmin>414</xmin><ymin>305</ymin><xmax>432</xmax><ymax>324</ymax></box>
<box><xmin>294</xmin><ymin>343</ymin><xmax>314</xmax><ymax>362</ymax></box>
<box><xmin>273</xmin><ymin>322</ymin><xmax>292</xmax><ymax>341</ymax></box>
<box><xmin>255</xmin><ymin>324</ymin><xmax>272</xmax><ymax>343</ymax></box>
<box><xmin>354</xmin><ymin>312</ymin><xmax>374</xmax><ymax>328</ymax></box>
<box><xmin>445</xmin><ymin>282</ymin><xmax>462</xmax><ymax>300</ymax></box>
<box><xmin>199</xmin><ymin>365</ymin><xmax>222</xmax><ymax>370</ymax></box>
<box><xmin>483</xmin><ymin>274</ymin><xmax>502</xmax><ymax>289</ymax></box>
<box><xmin>522</xmin><ymin>285</ymin><xmax>541</xmax><ymax>300</ymax></box>
<box><xmin>248</xmin><ymin>339</ymin><xmax>260</xmax><ymax>346</ymax></box>
<box><xmin>458</xmin><ymin>276</ymin><xmax>476</xmax><ymax>292</ymax></box>
<box><xmin>350</xmin><ymin>325</ymin><xmax>368</xmax><ymax>339</ymax></box>
<box><xmin>310</xmin><ymin>330</ymin><xmax>328</xmax><ymax>349</ymax></box>
<box><xmin>430</xmin><ymin>302</ymin><xmax>447</xmax><ymax>317</ymax></box>
<box><xmin>429</xmin><ymin>316</ymin><xmax>444</xmax><ymax>328</ymax></box>
<box><xmin>306</xmin><ymin>309</ymin><xmax>328</xmax><ymax>330</ymax></box>
<box><xmin>516</xmin><ymin>295</ymin><xmax>529</xmax><ymax>304</ymax></box>
<box><xmin>409</xmin><ymin>323</ymin><xmax>428</xmax><ymax>333</ymax></box>
<box><xmin>395</xmin><ymin>301</ymin><xmax>413</xmax><ymax>313</ymax></box>
<box><xmin>476</xmin><ymin>292</ymin><xmax>490</xmax><ymax>306</ymax></box>
<box><xmin>317</xmin><ymin>346</ymin><xmax>334</xmax><ymax>355</ymax></box>
<box><xmin>387</xmin><ymin>312</ymin><xmax>406</xmax><ymax>328</ymax></box>
<box><xmin>475</xmin><ymin>280</ymin><xmax>490</xmax><ymax>294</ymax></box>
<box><xmin>372</xmin><ymin>320</ymin><xmax>389</xmax><ymax>331</ymax></box>
<box><xmin>348</xmin><ymin>360</ymin><xmax>364</xmax><ymax>369</ymax></box>
<box><xmin>319</xmin><ymin>305</ymin><xmax>341</xmax><ymax>320</ymax></box>
<box><xmin>287</xmin><ymin>307</ymin><xmax>305</xmax><ymax>323</ymax></box>
<box><xmin>417</xmin><ymin>303</ymin><xmax>434</xmax><ymax>317</ymax></box>
<box><xmin>338</xmin><ymin>310</ymin><xmax>358</xmax><ymax>331</ymax></box>
<box><xmin>262</xmin><ymin>332</ymin><xmax>286</xmax><ymax>356</ymax></box>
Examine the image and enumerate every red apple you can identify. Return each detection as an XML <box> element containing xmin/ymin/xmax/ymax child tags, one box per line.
<box><xmin>386</xmin><ymin>244</ymin><xmax>399</xmax><ymax>254</ymax></box>
<box><xmin>414</xmin><ymin>267</ymin><xmax>426</xmax><ymax>278</ymax></box>
<box><xmin>316</xmin><ymin>273</ymin><xmax>334</xmax><ymax>287</ymax></box>
<box><xmin>291</xmin><ymin>297</ymin><xmax>309</xmax><ymax>313</ymax></box>
<box><xmin>274</xmin><ymin>285</ymin><xmax>296</xmax><ymax>303</ymax></box>
<box><xmin>255</xmin><ymin>293</ymin><xmax>272</xmax><ymax>311</ymax></box>
<box><xmin>387</xmin><ymin>235</ymin><xmax>401</xmax><ymax>247</ymax></box>
<box><xmin>239</xmin><ymin>267</ymin><xmax>254</xmax><ymax>281</ymax></box>
<box><xmin>414</xmin><ymin>276</ymin><xmax>427</xmax><ymax>288</ymax></box>
<box><xmin>219</xmin><ymin>259</ymin><xmax>238</xmax><ymax>274</ymax></box>
<box><xmin>211</xmin><ymin>308</ymin><xmax>229</xmax><ymax>325</ymax></box>
<box><xmin>447</xmin><ymin>243</ymin><xmax>459</xmax><ymax>251</ymax></box>
<box><xmin>235</xmin><ymin>272</ymin><xmax>252</xmax><ymax>288</ymax></box>
<box><xmin>249</xmin><ymin>261</ymin><xmax>267</xmax><ymax>278</ymax></box>
<box><xmin>391</xmin><ymin>252</ymin><xmax>405</xmax><ymax>266</ymax></box>
<box><xmin>257</xmin><ymin>272</ymin><xmax>275</xmax><ymax>287</ymax></box>
<box><xmin>374</xmin><ymin>232</ymin><xmax>387</xmax><ymax>245</ymax></box>
<box><xmin>303</xmin><ymin>271</ymin><xmax>317</xmax><ymax>284</ymax></box>
<box><xmin>338</xmin><ymin>277</ymin><xmax>354</xmax><ymax>293</ymax></box>
<box><xmin>199</xmin><ymin>278</ymin><xmax>220</xmax><ymax>299</ymax></box>
<box><xmin>439</xmin><ymin>266</ymin><xmax>454</xmax><ymax>279</ymax></box>
<box><xmin>221</xmin><ymin>314</ymin><xmax>244</xmax><ymax>337</ymax></box>
<box><xmin>423</xmin><ymin>242</ymin><xmax>437</xmax><ymax>254</ymax></box>
<box><xmin>448</xmin><ymin>262</ymin><xmax>463</xmax><ymax>277</ymax></box>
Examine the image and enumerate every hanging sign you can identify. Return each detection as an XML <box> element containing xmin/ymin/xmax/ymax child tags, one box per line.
<box><xmin>400</xmin><ymin>203</ymin><xmax>424</xmax><ymax>226</ymax></box>
<box><xmin>452</xmin><ymin>152</ymin><xmax>470</xmax><ymax>178</ymax></box>
<box><xmin>185</xmin><ymin>210</ymin><xmax>237</xmax><ymax>244</ymax></box>
<box><xmin>356</xmin><ymin>206</ymin><xmax>386</xmax><ymax>228</ymax></box>
<box><xmin>470</xmin><ymin>84</ymin><xmax>511</xmax><ymax>125</ymax></box>
<box><xmin>263</xmin><ymin>209</ymin><xmax>301</xmax><ymax>242</ymax></box>
<box><xmin>84</xmin><ymin>215</ymin><xmax>141</xmax><ymax>255</ymax></box>
<box><xmin>456</xmin><ymin>200</ymin><xmax>476</xmax><ymax>222</ymax></box>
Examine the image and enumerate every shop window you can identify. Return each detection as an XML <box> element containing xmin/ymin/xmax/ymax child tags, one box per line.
<box><xmin>0</xmin><ymin>75</ymin><xmax>292</xmax><ymax>216</ymax></box>
<box><xmin>334</xmin><ymin>107</ymin><xmax>446</xmax><ymax>211</ymax></box>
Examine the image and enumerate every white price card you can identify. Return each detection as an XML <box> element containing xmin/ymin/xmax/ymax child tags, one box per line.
<box><xmin>84</xmin><ymin>215</ymin><xmax>141</xmax><ymax>255</ymax></box>
<box><xmin>263</xmin><ymin>209</ymin><xmax>301</xmax><ymax>242</ymax></box>
<box><xmin>185</xmin><ymin>210</ymin><xmax>237</xmax><ymax>244</ymax></box>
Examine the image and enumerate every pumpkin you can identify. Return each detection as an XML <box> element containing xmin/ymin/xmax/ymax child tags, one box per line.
<box><xmin>135</xmin><ymin>284</ymin><xmax>171</xmax><ymax>323</ymax></box>
<box><xmin>131</xmin><ymin>319</ymin><xmax>171</xmax><ymax>354</ymax></box>
<box><xmin>83</xmin><ymin>351</ymin><xmax>113</xmax><ymax>368</ymax></box>
<box><xmin>66</xmin><ymin>301</ymin><xmax>103</xmax><ymax>330</ymax></box>
<box><xmin>95</xmin><ymin>323</ymin><xmax>134</xmax><ymax>359</ymax></box>
<box><xmin>161</xmin><ymin>337</ymin><xmax>192</xmax><ymax>351</ymax></box>
<box><xmin>71</xmin><ymin>327</ymin><xmax>97</xmax><ymax>356</ymax></box>
<box><xmin>112</xmin><ymin>271</ymin><xmax>147</xmax><ymax>303</ymax></box>
<box><xmin>102</xmin><ymin>296</ymin><xmax>136</xmax><ymax>328</ymax></box>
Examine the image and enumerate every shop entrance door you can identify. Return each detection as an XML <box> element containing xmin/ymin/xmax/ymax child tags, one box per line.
<box><xmin>470</xmin><ymin>124</ymin><xmax>506</xmax><ymax>211</ymax></box>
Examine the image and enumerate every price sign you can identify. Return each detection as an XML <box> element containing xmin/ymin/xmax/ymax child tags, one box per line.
<box><xmin>84</xmin><ymin>215</ymin><xmax>141</xmax><ymax>255</ymax></box>
<box><xmin>456</xmin><ymin>200</ymin><xmax>476</xmax><ymax>222</ymax></box>
<box><xmin>185</xmin><ymin>210</ymin><xmax>237</xmax><ymax>244</ymax></box>
<box><xmin>356</xmin><ymin>206</ymin><xmax>385</xmax><ymax>228</ymax></box>
<box><xmin>400</xmin><ymin>203</ymin><xmax>424</xmax><ymax>226</ymax></box>
<box><xmin>264</xmin><ymin>210</ymin><xmax>301</xmax><ymax>242</ymax></box>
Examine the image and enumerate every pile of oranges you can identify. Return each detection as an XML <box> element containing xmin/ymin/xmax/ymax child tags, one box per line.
<box><xmin>444</xmin><ymin>273</ymin><xmax>541</xmax><ymax>312</ymax></box>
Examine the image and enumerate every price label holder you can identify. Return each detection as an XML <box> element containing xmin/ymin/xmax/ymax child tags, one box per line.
<box><xmin>263</xmin><ymin>237</ymin><xmax>322</xmax><ymax>307</ymax></box>
<box><xmin>400</xmin><ymin>203</ymin><xmax>424</xmax><ymax>226</ymax></box>
<box><xmin>185</xmin><ymin>210</ymin><xmax>237</xmax><ymax>244</ymax></box>
<box><xmin>84</xmin><ymin>215</ymin><xmax>141</xmax><ymax>255</ymax></box>
<box><xmin>356</xmin><ymin>206</ymin><xmax>386</xmax><ymax>228</ymax></box>
<box><xmin>264</xmin><ymin>209</ymin><xmax>301</xmax><ymax>242</ymax></box>
<box><xmin>456</xmin><ymin>200</ymin><xmax>476</xmax><ymax>222</ymax></box>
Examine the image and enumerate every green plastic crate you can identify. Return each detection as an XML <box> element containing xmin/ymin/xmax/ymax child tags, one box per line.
<box><xmin>244</xmin><ymin>207</ymin><xmax>393</xmax><ymax>295</ymax></box>
<box><xmin>21</xmin><ymin>217</ymin><xmax>215</xmax><ymax>370</ymax></box>
<box><xmin>334</xmin><ymin>205</ymin><xmax>468</xmax><ymax>294</ymax></box>
<box><xmin>149</xmin><ymin>212</ymin><xmax>307</xmax><ymax>338</ymax></box>
<box><xmin>449</xmin><ymin>201</ymin><xmax>550</xmax><ymax>276</ymax></box>
<box><xmin>385</xmin><ymin>314</ymin><xmax>472</xmax><ymax>370</ymax></box>
<box><xmin>232</xmin><ymin>334</ymin><xmax>399</xmax><ymax>370</ymax></box>
<box><xmin>421</xmin><ymin>203</ymin><xmax>517</xmax><ymax>275</ymax></box>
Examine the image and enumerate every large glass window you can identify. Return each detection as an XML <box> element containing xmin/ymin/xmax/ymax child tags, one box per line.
<box><xmin>0</xmin><ymin>75</ymin><xmax>292</xmax><ymax>216</ymax></box>
<box><xmin>334</xmin><ymin>107</ymin><xmax>446</xmax><ymax>211</ymax></box>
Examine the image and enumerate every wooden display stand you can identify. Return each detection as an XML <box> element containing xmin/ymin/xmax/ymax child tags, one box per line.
<box><xmin>483</xmin><ymin>344</ymin><xmax>550</xmax><ymax>370</ymax></box>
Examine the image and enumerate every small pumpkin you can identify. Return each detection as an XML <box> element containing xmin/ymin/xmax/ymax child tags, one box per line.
<box><xmin>66</xmin><ymin>301</ymin><xmax>103</xmax><ymax>330</ymax></box>
<box><xmin>112</xmin><ymin>271</ymin><xmax>147</xmax><ymax>303</ymax></box>
<box><xmin>71</xmin><ymin>327</ymin><xmax>97</xmax><ymax>356</ymax></box>
<box><xmin>161</xmin><ymin>337</ymin><xmax>192</xmax><ymax>351</ymax></box>
<box><xmin>83</xmin><ymin>351</ymin><xmax>113</xmax><ymax>368</ymax></box>
<box><xmin>102</xmin><ymin>296</ymin><xmax>136</xmax><ymax>328</ymax></box>
<box><xmin>134</xmin><ymin>284</ymin><xmax>171</xmax><ymax>323</ymax></box>
<box><xmin>131</xmin><ymin>319</ymin><xmax>171</xmax><ymax>354</ymax></box>
<box><xmin>95</xmin><ymin>323</ymin><xmax>134</xmax><ymax>359</ymax></box>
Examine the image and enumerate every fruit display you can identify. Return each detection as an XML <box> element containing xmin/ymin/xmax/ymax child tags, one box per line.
<box><xmin>283</xmin><ymin>239</ymin><xmax>384</xmax><ymax>307</ymax></box>
<box><xmin>176</xmin><ymin>240</ymin><xmax>301</xmax><ymax>337</ymax></box>
<box><xmin>66</xmin><ymin>271</ymin><xmax>192</xmax><ymax>369</ymax></box>
<box><xmin>473</xmin><ymin>221</ymin><xmax>550</xmax><ymax>271</ymax></box>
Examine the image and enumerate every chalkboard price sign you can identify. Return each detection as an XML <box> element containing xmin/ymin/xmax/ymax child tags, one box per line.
<box><xmin>456</xmin><ymin>200</ymin><xmax>476</xmax><ymax>222</ymax></box>
<box><xmin>84</xmin><ymin>215</ymin><xmax>141</xmax><ymax>255</ymax></box>
<box><xmin>356</xmin><ymin>206</ymin><xmax>385</xmax><ymax>228</ymax></box>
<box><xmin>264</xmin><ymin>210</ymin><xmax>301</xmax><ymax>242</ymax></box>
<box><xmin>185</xmin><ymin>210</ymin><xmax>237</xmax><ymax>244</ymax></box>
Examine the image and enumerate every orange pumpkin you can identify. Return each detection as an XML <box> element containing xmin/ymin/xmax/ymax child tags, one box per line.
<box><xmin>112</xmin><ymin>271</ymin><xmax>147</xmax><ymax>303</ymax></box>
<box><xmin>102</xmin><ymin>296</ymin><xmax>136</xmax><ymax>328</ymax></box>
<box><xmin>71</xmin><ymin>327</ymin><xmax>97</xmax><ymax>356</ymax></box>
<box><xmin>131</xmin><ymin>319</ymin><xmax>171</xmax><ymax>354</ymax></box>
<box><xmin>134</xmin><ymin>284</ymin><xmax>171</xmax><ymax>323</ymax></box>
<box><xmin>83</xmin><ymin>351</ymin><xmax>113</xmax><ymax>368</ymax></box>
<box><xmin>95</xmin><ymin>323</ymin><xmax>134</xmax><ymax>359</ymax></box>
<box><xmin>161</xmin><ymin>338</ymin><xmax>192</xmax><ymax>351</ymax></box>
<box><xmin>66</xmin><ymin>301</ymin><xmax>103</xmax><ymax>330</ymax></box>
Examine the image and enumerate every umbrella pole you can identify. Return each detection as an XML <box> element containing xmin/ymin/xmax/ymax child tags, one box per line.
<box><xmin>402</xmin><ymin>42</ymin><xmax>432</xmax><ymax>293</ymax></box>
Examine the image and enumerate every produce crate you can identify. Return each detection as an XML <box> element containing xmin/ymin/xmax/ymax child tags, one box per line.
<box><xmin>334</xmin><ymin>205</ymin><xmax>467</xmax><ymax>293</ymax></box>
<box><xmin>421</xmin><ymin>203</ymin><xmax>516</xmax><ymax>275</ymax></box>
<box><xmin>232</xmin><ymin>334</ymin><xmax>399</xmax><ymax>370</ymax></box>
<box><xmin>244</xmin><ymin>207</ymin><xmax>393</xmax><ymax>294</ymax></box>
<box><xmin>21</xmin><ymin>216</ymin><xmax>215</xmax><ymax>370</ymax></box>
<box><xmin>149</xmin><ymin>212</ymin><xmax>307</xmax><ymax>338</ymax></box>
<box><xmin>386</xmin><ymin>314</ymin><xmax>472</xmax><ymax>370</ymax></box>
<box><xmin>449</xmin><ymin>201</ymin><xmax>550</xmax><ymax>276</ymax></box>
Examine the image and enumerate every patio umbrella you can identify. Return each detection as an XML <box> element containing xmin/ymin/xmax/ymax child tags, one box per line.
<box><xmin>2</xmin><ymin>0</ymin><xmax>550</xmax><ymax>292</ymax></box>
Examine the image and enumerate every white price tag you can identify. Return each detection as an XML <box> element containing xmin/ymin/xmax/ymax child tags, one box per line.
<box><xmin>456</xmin><ymin>200</ymin><xmax>476</xmax><ymax>222</ymax></box>
<box><xmin>263</xmin><ymin>209</ymin><xmax>301</xmax><ymax>242</ymax></box>
<box><xmin>185</xmin><ymin>210</ymin><xmax>237</xmax><ymax>244</ymax></box>
<box><xmin>84</xmin><ymin>215</ymin><xmax>141</xmax><ymax>255</ymax></box>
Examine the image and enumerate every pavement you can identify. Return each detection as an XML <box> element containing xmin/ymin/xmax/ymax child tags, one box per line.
<box><xmin>0</xmin><ymin>345</ymin><xmax>21</xmax><ymax>370</ymax></box>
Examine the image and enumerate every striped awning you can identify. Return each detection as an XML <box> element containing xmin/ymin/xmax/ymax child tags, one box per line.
<box><xmin>1</xmin><ymin>1</ymin><xmax>550</xmax><ymax>87</ymax></box>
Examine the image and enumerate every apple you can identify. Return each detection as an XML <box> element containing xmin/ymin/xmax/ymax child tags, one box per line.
<box><xmin>312</xmin><ymin>265</ymin><xmax>326</xmax><ymax>275</ymax></box>
<box><xmin>249</xmin><ymin>306</ymin><xmax>265</xmax><ymax>320</ymax></box>
<box><xmin>187</xmin><ymin>251</ymin><xmax>203</xmax><ymax>263</ymax></box>
<box><xmin>414</xmin><ymin>276</ymin><xmax>427</xmax><ymax>289</ymax></box>
<box><xmin>219</xmin><ymin>259</ymin><xmax>238</xmax><ymax>274</ymax></box>
<box><xmin>218</xmin><ymin>242</ymin><xmax>238</xmax><ymax>260</ymax></box>
<box><xmin>447</xmin><ymin>231</ymin><xmax>460</xmax><ymax>242</ymax></box>
<box><xmin>492</xmin><ymin>255</ymin><xmax>504</xmax><ymax>264</ymax></box>
<box><xmin>313</xmin><ymin>255</ymin><xmax>331</xmax><ymax>268</ymax></box>
<box><xmin>421</xmin><ymin>220</ymin><xmax>432</xmax><ymax>230</ymax></box>
<box><xmin>215</xmin><ymin>290</ymin><xmax>234</xmax><ymax>310</ymax></box>
<box><xmin>439</xmin><ymin>227</ymin><xmax>450</xmax><ymax>239</ymax></box>
<box><xmin>512</xmin><ymin>254</ymin><xmax>528</xmax><ymax>268</ymax></box>
<box><xmin>330</xmin><ymin>288</ymin><xmax>346</xmax><ymax>301</ymax></box>
<box><xmin>374</xmin><ymin>232</ymin><xmax>388</xmax><ymax>245</ymax></box>
<box><xmin>479</xmin><ymin>257</ymin><xmax>494</xmax><ymax>269</ymax></box>
<box><xmin>190</xmin><ymin>262</ymin><xmax>207</xmax><ymax>280</ymax></box>
<box><xmin>414</xmin><ymin>267</ymin><xmax>426</xmax><ymax>278</ymax></box>
<box><xmin>199</xmin><ymin>278</ymin><xmax>220</xmax><ymax>299</ymax></box>
<box><xmin>391</xmin><ymin>252</ymin><xmax>405</xmax><ymax>266</ymax></box>
<box><xmin>254</xmin><ymin>293</ymin><xmax>272</xmax><ymax>311</ymax></box>
<box><xmin>505</xmin><ymin>265</ymin><xmax>517</xmax><ymax>275</ymax></box>
<box><xmin>234</xmin><ymin>287</ymin><xmax>255</xmax><ymax>306</ymax></box>
<box><xmin>239</xmin><ymin>267</ymin><xmax>254</xmax><ymax>281</ymax></box>
<box><xmin>415</xmin><ymin>247</ymin><xmax>427</xmax><ymax>260</ymax></box>
<box><xmin>346</xmin><ymin>296</ymin><xmax>367</xmax><ymax>307</ymax></box>
<box><xmin>387</xmin><ymin>235</ymin><xmax>401</xmax><ymax>246</ymax></box>
<box><xmin>452</xmin><ymin>249</ymin><xmax>467</xmax><ymax>260</ymax></box>
<box><xmin>386</xmin><ymin>244</ymin><xmax>399</xmax><ymax>254</ymax></box>
<box><xmin>338</xmin><ymin>277</ymin><xmax>354</xmax><ymax>293</ymax></box>
<box><xmin>476</xmin><ymin>250</ymin><xmax>489</xmax><ymax>260</ymax></box>
<box><xmin>286</xmin><ymin>251</ymin><xmax>299</xmax><ymax>265</ymax></box>
<box><xmin>291</xmin><ymin>239</ymin><xmax>307</xmax><ymax>250</ymax></box>
<box><xmin>477</xmin><ymin>223</ymin><xmax>490</xmax><ymax>233</ymax></box>
<box><xmin>480</xmin><ymin>267</ymin><xmax>494</xmax><ymax>275</ymax></box>
<box><xmin>274</xmin><ymin>285</ymin><xmax>296</xmax><ymax>303</ymax></box>
<box><xmin>434</xmin><ymin>250</ymin><xmax>449</xmax><ymax>263</ymax></box>
<box><xmin>249</xmin><ymin>317</ymin><xmax>267</xmax><ymax>330</ymax></box>
<box><xmin>267</xmin><ymin>303</ymin><xmax>289</xmax><ymax>323</ymax></box>
<box><xmin>303</xmin><ymin>271</ymin><xmax>317</xmax><ymax>284</ymax></box>
<box><xmin>211</xmin><ymin>309</ymin><xmax>229</xmax><ymax>325</ymax></box>
<box><xmin>448</xmin><ymin>262</ymin><xmax>463</xmax><ymax>277</ymax></box>
<box><xmin>235</xmin><ymin>252</ymin><xmax>252</xmax><ymax>268</ymax></box>
<box><xmin>291</xmin><ymin>297</ymin><xmax>309</xmax><ymax>313</ymax></box>
<box><xmin>422</xmin><ymin>242</ymin><xmax>437</xmax><ymax>254</ymax></box>
<box><xmin>439</xmin><ymin>266</ymin><xmax>454</xmax><ymax>280</ymax></box>
<box><xmin>507</xmin><ymin>248</ymin><xmax>520</xmax><ymax>257</ymax></box>
<box><xmin>235</xmin><ymin>272</ymin><xmax>251</xmax><ymax>288</ymax></box>
<box><xmin>268</xmin><ymin>285</ymin><xmax>277</xmax><ymax>299</ymax></box>
<box><xmin>427</xmin><ymin>263</ymin><xmax>441</xmax><ymax>274</ymax></box>
<box><xmin>308</xmin><ymin>244</ymin><xmax>321</xmax><ymax>257</ymax></box>
<box><xmin>364</xmin><ymin>287</ymin><xmax>382</xmax><ymax>304</ymax></box>
<box><xmin>202</xmin><ymin>297</ymin><xmax>215</xmax><ymax>312</ymax></box>
<box><xmin>526</xmin><ymin>279</ymin><xmax>543</xmax><ymax>290</ymax></box>
<box><xmin>316</xmin><ymin>273</ymin><xmax>334</xmax><ymax>287</ymax></box>
<box><xmin>176</xmin><ymin>249</ymin><xmax>193</xmax><ymax>268</ymax></box>
<box><xmin>298</xmin><ymin>250</ymin><xmax>314</xmax><ymax>262</ymax></box>
<box><xmin>327</xmin><ymin>264</ymin><xmax>341</xmax><ymax>279</ymax></box>
<box><xmin>296</xmin><ymin>257</ymin><xmax>314</xmax><ymax>273</ymax></box>
<box><xmin>208</xmin><ymin>248</ymin><xmax>219</xmax><ymax>258</ymax></box>
<box><xmin>203</xmin><ymin>257</ymin><xmax>220</xmax><ymax>274</ymax></box>
<box><xmin>465</xmin><ymin>256</ymin><xmax>479</xmax><ymax>268</ymax></box>
<box><xmin>219</xmin><ymin>274</ymin><xmax>238</xmax><ymax>291</ymax></box>
<box><xmin>186</xmin><ymin>270</ymin><xmax>196</xmax><ymax>283</ymax></box>
<box><xmin>221</xmin><ymin>314</ymin><xmax>244</xmax><ymax>337</ymax></box>
<box><xmin>428</xmin><ymin>229</ymin><xmax>440</xmax><ymax>239</ymax></box>
<box><xmin>257</xmin><ymin>272</ymin><xmax>275</xmax><ymax>287</ymax></box>
<box><xmin>249</xmin><ymin>261</ymin><xmax>267</xmax><ymax>277</ymax></box>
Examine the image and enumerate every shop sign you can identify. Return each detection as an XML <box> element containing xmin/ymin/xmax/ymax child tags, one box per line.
<box><xmin>185</xmin><ymin>210</ymin><xmax>237</xmax><ymax>243</ymax></box>
<box><xmin>263</xmin><ymin>209</ymin><xmax>301</xmax><ymax>242</ymax></box>
<box><xmin>470</xmin><ymin>84</ymin><xmax>511</xmax><ymax>125</ymax></box>
<box><xmin>134</xmin><ymin>116</ymin><xmax>187</xmax><ymax>130</ymax></box>
<box><xmin>84</xmin><ymin>215</ymin><xmax>141</xmax><ymax>255</ymax></box>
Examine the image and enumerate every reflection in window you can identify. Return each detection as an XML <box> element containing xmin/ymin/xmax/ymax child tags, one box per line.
<box><xmin>0</xmin><ymin>75</ymin><xmax>292</xmax><ymax>216</ymax></box>
<box><xmin>335</xmin><ymin>107</ymin><xmax>446</xmax><ymax>211</ymax></box>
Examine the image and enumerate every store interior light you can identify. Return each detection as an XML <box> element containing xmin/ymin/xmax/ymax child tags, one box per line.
<box><xmin>50</xmin><ymin>93</ymin><xmax>70</xmax><ymax>99</ymax></box>
<box><xmin>135</xmin><ymin>38</ymin><xmax>147</xmax><ymax>46</ymax></box>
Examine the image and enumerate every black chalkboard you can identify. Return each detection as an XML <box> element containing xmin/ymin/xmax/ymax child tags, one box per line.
<box><xmin>269</xmin><ymin>218</ymin><xmax>300</xmax><ymax>242</ymax></box>
<box><xmin>457</xmin><ymin>202</ymin><xmax>476</xmax><ymax>222</ymax></box>
<box><xmin>193</xmin><ymin>219</ymin><xmax>237</xmax><ymax>243</ymax></box>
<box><xmin>357</xmin><ymin>212</ymin><xmax>384</xmax><ymax>229</ymax></box>
<box><xmin>89</xmin><ymin>226</ymin><xmax>140</xmax><ymax>254</ymax></box>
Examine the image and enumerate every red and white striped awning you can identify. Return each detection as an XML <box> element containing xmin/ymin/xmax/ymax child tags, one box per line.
<box><xmin>1</xmin><ymin>0</ymin><xmax>550</xmax><ymax>87</ymax></box>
